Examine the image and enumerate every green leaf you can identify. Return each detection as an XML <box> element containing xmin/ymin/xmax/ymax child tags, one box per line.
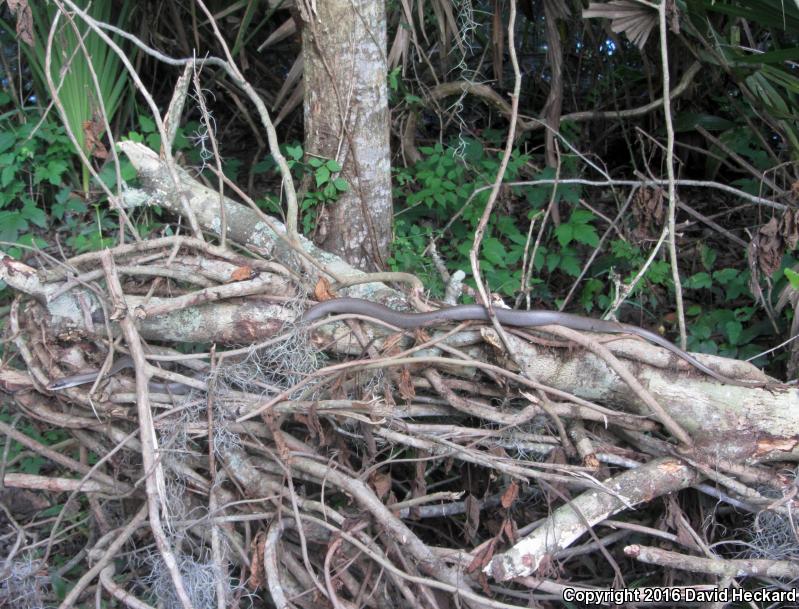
<box><xmin>646</xmin><ymin>261</ymin><xmax>670</xmax><ymax>284</ymax></box>
<box><xmin>685</xmin><ymin>272</ymin><xmax>712</xmax><ymax>290</ymax></box>
<box><xmin>700</xmin><ymin>245</ymin><xmax>717</xmax><ymax>271</ymax></box>
<box><xmin>560</xmin><ymin>254</ymin><xmax>581</xmax><ymax>276</ymax></box>
<box><xmin>333</xmin><ymin>177</ymin><xmax>348</xmax><ymax>191</ymax></box>
<box><xmin>21</xmin><ymin>203</ymin><xmax>47</xmax><ymax>228</ymax></box>
<box><xmin>1</xmin><ymin>164</ymin><xmax>15</xmax><ymax>188</ymax></box>
<box><xmin>555</xmin><ymin>223</ymin><xmax>573</xmax><ymax>246</ymax></box>
<box><xmin>146</xmin><ymin>133</ymin><xmax>161</xmax><ymax>151</ymax></box>
<box><xmin>482</xmin><ymin>237</ymin><xmax>507</xmax><ymax>266</ymax></box>
<box><xmin>388</xmin><ymin>67</ymin><xmax>399</xmax><ymax>91</ymax></box>
<box><xmin>0</xmin><ymin>131</ymin><xmax>16</xmax><ymax>153</ymax></box>
<box><xmin>692</xmin><ymin>323</ymin><xmax>712</xmax><ymax>341</ymax></box>
<box><xmin>46</xmin><ymin>160</ymin><xmax>69</xmax><ymax>185</ymax></box>
<box><xmin>784</xmin><ymin>268</ymin><xmax>799</xmax><ymax>289</ymax></box>
<box><xmin>138</xmin><ymin>115</ymin><xmax>156</xmax><ymax>133</ymax></box>
<box><xmin>315</xmin><ymin>166</ymin><xmax>331</xmax><ymax>187</ymax></box>
<box><xmin>570</xmin><ymin>209</ymin><xmax>594</xmax><ymax>224</ymax></box>
<box><xmin>673</xmin><ymin>112</ymin><xmax>736</xmax><ymax>132</ymax></box>
<box><xmin>285</xmin><ymin>144</ymin><xmax>303</xmax><ymax>160</ymax></box>
<box><xmin>713</xmin><ymin>268</ymin><xmax>738</xmax><ymax>284</ymax></box>
<box><xmin>545</xmin><ymin>252</ymin><xmax>560</xmax><ymax>272</ymax></box>
<box><xmin>307</xmin><ymin>156</ymin><xmax>324</xmax><ymax>168</ymax></box>
<box><xmin>724</xmin><ymin>320</ymin><xmax>743</xmax><ymax>346</ymax></box>
<box><xmin>0</xmin><ymin>211</ymin><xmax>27</xmax><ymax>240</ymax></box>
<box><xmin>325</xmin><ymin>159</ymin><xmax>342</xmax><ymax>172</ymax></box>
<box><xmin>572</xmin><ymin>224</ymin><xmax>599</xmax><ymax>247</ymax></box>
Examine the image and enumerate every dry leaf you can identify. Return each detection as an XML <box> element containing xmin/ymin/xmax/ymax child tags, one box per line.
<box><xmin>8</xmin><ymin>0</ymin><xmax>34</xmax><ymax>47</ymax></box>
<box><xmin>466</xmin><ymin>537</ymin><xmax>497</xmax><ymax>573</ymax></box>
<box><xmin>398</xmin><ymin>367</ymin><xmax>415</xmax><ymax>401</ymax></box>
<box><xmin>247</xmin><ymin>531</ymin><xmax>267</xmax><ymax>589</ymax></box>
<box><xmin>632</xmin><ymin>187</ymin><xmax>665</xmax><ymax>241</ymax></box>
<box><xmin>583</xmin><ymin>1</ymin><xmax>657</xmax><ymax>49</ymax></box>
<box><xmin>780</xmin><ymin>208</ymin><xmax>799</xmax><ymax>251</ymax></box>
<box><xmin>314</xmin><ymin>277</ymin><xmax>336</xmax><ymax>301</ymax></box>
<box><xmin>83</xmin><ymin>119</ymin><xmax>108</xmax><ymax>160</ymax></box>
<box><xmin>749</xmin><ymin>217</ymin><xmax>783</xmax><ymax>277</ymax></box>
<box><xmin>369</xmin><ymin>472</ymin><xmax>392</xmax><ymax>499</ymax></box>
<box><xmin>500</xmin><ymin>480</ymin><xmax>519</xmax><ymax>509</ymax></box>
<box><xmin>228</xmin><ymin>266</ymin><xmax>254</xmax><ymax>282</ymax></box>
<box><xmin>501</xmin><ymin>517</ymin><xmax>517</xmax><ymax>543</ymax></box>
<box><xmin>465</xmin><ymin>494</ymin><xmax>481</xmax><ymax>541</ymax></box>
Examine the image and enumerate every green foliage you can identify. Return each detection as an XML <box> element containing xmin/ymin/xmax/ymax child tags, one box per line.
<box><xmin>0</xmin><ymin>408</ymin><xmax>71</xmax><ymax>475</ymax></box>
<box><xmin>255</xmin><ymin>144</ymin><xmax>349</xmax><ymax>233</ymax></box>
<box><xmin>392</xmin><ymin>141</ymin><xmax>783</xmax><ymax>359</ymax></box>
<box><xmin>0</xmin><ymin>110</ymin><xmax>210</xmax><ymax>264</ymax></box>
<box><xmin>5</xmin><ymin>0</ymin><xmax>134</xmax><ymax>192</ymax></box>
<box><xmin>685</xmin><ymin>0</ymin><xmax>799</xmax><ymax>158</ymax></box>
<box><xmin>392</xmin><ymin>140</ymin><xmax>584</xmax><ymax>296</ymax></box>
<box><xmin>784</xmin><ymin>267</ymin><xmax>799</xmax><ymax>289</ymax></box>
<box><xmin>0</xmin><ymin>121</ymin><xmax>68</xmax><ymax>253</ymax></box>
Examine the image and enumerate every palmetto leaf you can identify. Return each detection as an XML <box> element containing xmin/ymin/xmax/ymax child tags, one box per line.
<box><xmin>583</xmin><ymin>1</ymin><xmax>657</xmax><ymax>50</ymax></box>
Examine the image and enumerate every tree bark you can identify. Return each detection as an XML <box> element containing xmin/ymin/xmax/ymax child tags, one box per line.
<box><xmin>300</xmin><ymin>0</ymin><xmax>393</xmax><ymax>271</ymax></box>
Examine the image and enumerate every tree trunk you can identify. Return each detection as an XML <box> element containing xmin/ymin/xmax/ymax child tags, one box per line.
<box><xmin>300</xmin><ymin>0</ymin><xmax>393</xmax><ymax>272</ymax></box>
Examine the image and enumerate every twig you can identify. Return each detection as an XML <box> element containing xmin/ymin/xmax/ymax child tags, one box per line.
<box><xmin>57</xmin><ymin>506</ymin><xmax>148</xmax><ymax>609</ymax></box>
<box><xmin>657</xmin><ymin>0</ymin><xmax>687</xmax><ymax>349</ymax></box>
<box><xmin>467</xmin><ymin>0</ymin><xmax>520</xmax><ymax>361</ymax></box>
<box><xmin>100</xmin><ymin>251</ymin><xmax>194</xmax><ymax>609</ymax></box>
<box><xmin>626</xmin><ymin>544</ymin><xmax>799</xmax><ymax>579</ymax></box>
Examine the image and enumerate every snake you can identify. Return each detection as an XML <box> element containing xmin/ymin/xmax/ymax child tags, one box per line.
<box><xmin>302</xmin><ymin>297</ymin><xmax>768</xmax><ymax>388</ymax></box>
<box><xmin>47</xmin><ymin>298</ymin><xmax>767</xmax><ymax>391</ymax></box>
<box><xmin>47</xmin><ymin>356</ymin><xmax>194</xmax><ymax>393</ymax></box>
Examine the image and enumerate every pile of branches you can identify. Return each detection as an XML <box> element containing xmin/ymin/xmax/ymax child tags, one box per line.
<box><xmin>1</xmin><ymin>144</ymin><xmax>798</xmax><ymax>609</ymax></box>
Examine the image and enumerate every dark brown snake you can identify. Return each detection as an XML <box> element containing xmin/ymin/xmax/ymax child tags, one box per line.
<box><xmin>48</xmin><ymin>298</ymin><xmax>768</xmax><ymax>391</ymax></box>
<box><xmin>302</xmin><ymin>298</ymin><xmax>768</xmax><ymax>388</ymax></box>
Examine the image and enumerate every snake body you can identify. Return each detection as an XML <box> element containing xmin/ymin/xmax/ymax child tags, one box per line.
<box><xmin>47</xmin><ymin>356</ymin><xmax>192</xmax><ymax>393</ymax></box>
<box><xmin>303</xmin><ymin>297</ymin><xmax>765</xmax><ymax>388</ymax></box>
<box><xmin>47</xmin><ymin>298</ymin><xmax>766</xmax><ymax>391</ymax></box>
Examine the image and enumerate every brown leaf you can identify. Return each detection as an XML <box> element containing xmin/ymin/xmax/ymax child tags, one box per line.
<box><xmin>465</xmin><ymin>494</ymin><xmax>481</xmax><ymax>541</ymax></box>
<box><xmin>780</xmin><ymin>208</ymin><xmax>799</xmax><ymax>251</ymax></box>
<box><xmin>247</xmin><ymin>531</ymin><xmax>267</xmax><ymax>589</ymax></box>
<box><xmin>398</xmin><ymin>367</ymin><xmax>415</xmax><ymax>401</ymax></box>
<box><xmin>500</xmin><ymin>480</ymin><xmax>519</xmax><ymax>509</ymax></box>
<box><xmin>8</xmin><ymin>0</ymin><xmax>34</xmax><ymax>47</ymax></box>
<box><xmin>380</xmin><ymin>332</ymin><xmax>404</xmax><ymax>355</ymax></box>
<box><xmin>369</xmin><ymin>472</ymin><xmax>392</xmax><ymax>499</ymax></box>
<box><xmin>632</xmin><ymin>187</ymin><xmax>665</xmax><ymax>241</ymax></box>
<box><xmin>501</xmin><ymin>517</ymin><xmax>518</xmax><ymax>543</ymax></box>
<box><xmin>314</xmin><ymin>278</ymin><xmax>336</xmax><ymax>301</ymax></box>
<box><xmin>83</xmin><ymin>120</ymin><xmax>108</xmax><ymax>160</ymax></box>
<box><xmin>0</xmin><ymin>488</ymin><xmax>49</xmax><ymax>517</ymax></box>
<box><xmin>228</xmin><ymin>266</ymin><xmax>255</xmax><ymax>282</ymax></box>
<box><xmin>466</xmin><ymin>537</ymin><xmax>497</xmax><ymax>573</ymax></box>
<box><xmin>749</xmin><ymin>217</ymin><xmax>784</xmax><ymax>277</ymax></box>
